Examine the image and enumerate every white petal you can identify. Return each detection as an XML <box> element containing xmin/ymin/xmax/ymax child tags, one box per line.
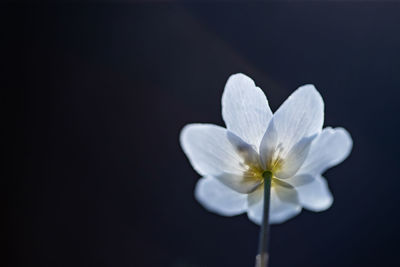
<box><xmin>272</xmin><ymin>84</ymin><xmax>324</xmax><ymax>155</ymax></box>
<box><xmin>222</xmin><ymin>73</ymin><xmax>273</xmax><ymax>147</ymax></box>
<box><xmin>226</xmin><ymin>131</ymin><xmax>261</xmax><ymax>168</ymax></box>
<box><xmin>180</xmin><ymin>123</ymin><xmax>246</xmax><ymax>176</ymax></box>
<box><xmin>273</xmin><ymin>179</ymin><xmax>299</xmax><ymax>204</ymax></box>
<box><xmin>296</xmin><ymin>175</ymin><xmax>333</xmax><ymax>212</ymax></box>
<box><xmin>247</xmin><ymin>186</ymin><xmax>264</xmax><ymax>225</ymax></box>
<box><xmin>247</xmin><ymin>184</ymin><xmax>301</xmax><ymax>225</ymax></box>
<box><xmin>259</xmin><ymin>119</ymin><xmax>279</xmax><ymax>170</ymax></box>
<box><xmin>275</xmin><ymin>135</ymin><xmax>316</xmax><ymax>179</ymax></box>
<box><xmin>285</xmin><ymin>174</ymin><xmax>315</xmax><ymax>187</ymax></box>
<box><xmin>216</xmin><ymin>172</ymin><xmax>262</xmax><ymax>194</ymax></box>
<box><xmin>299</xmin><ymin>127</ymin><xmax>353</xmax><ymax>175</ymax></box>
<box><xmin>270</xmin><ymin>182</ymin><xmax>302</xmax><ymax>224</ymax></box>
<box><xmin>195</xmin><ymin>177</ymin><xmax>248</xmax><ymax>216</ymax></box>
<box><xmin>180</xmin><ymin>124</ymin><xmax>261</xmax><ymax>193</ymax></box>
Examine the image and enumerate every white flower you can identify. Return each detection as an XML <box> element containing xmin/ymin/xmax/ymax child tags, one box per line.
<box><xmin>180</xmin><ymin>73</ymin><xmax>352</xmax><ymax>224</ymax></box>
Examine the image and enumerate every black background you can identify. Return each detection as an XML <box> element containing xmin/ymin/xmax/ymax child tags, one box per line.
<box><xmin>5</xmin><ymin>2</ymin><xmax>400</xmax><ymax>267</ymax></box>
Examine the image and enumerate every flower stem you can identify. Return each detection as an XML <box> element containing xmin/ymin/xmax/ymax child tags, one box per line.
<box><xmin>256</xmin><ymin>171</ymin><xmax>272</xmax><ymax>267</ymax></box>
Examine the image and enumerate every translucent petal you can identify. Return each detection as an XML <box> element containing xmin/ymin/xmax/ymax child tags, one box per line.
<box><xmin>270</xmin><ymin>185</ymin><xmax>302</xmax><ymax>224</ymax></box>
<box><xmin>195</xmin><ymin>177</ymin><xmax>248</xmax><ymax>216</ymax></box>
<box><xmin>247</xmin><ymin>183</ymin><xmax>301</xmax><ymax>225</ymax></box>
<box><xmin>285</xmin><ymin>174</ymin><xmax>315</xmax><ymax>187</ymax></box>
<box><xmin>296</xmin><ymin>175</ymin><xmax>333</xmax><ymax>212</ymax></box>
<box><xmin>180</xmin><ymin>123</ymin><xmax>247</xmax><ymax>175</ymax></box>
<box><xmin>299</xmin><ymin>127</ymin><xmax>353</xmax><ymax>175</ymax></box>
<box><xmin>259</xmin><ymin>119</ymin><xmax>279</xmax><ymax>170</ymax></box>
<box><xmin>216</xmin><ymin>172</ymin><xmax>262</xmax><ymax>194</ymax></box>
<box><xmin>272</xmin><ymin>84</ymin><xmax>324</xmax><ymax>156</ymax></box>
<box><xmin>275</xmin><ymin>135</ymin><xmax>316</xmax><ymax>179</ymax></box>
<box><xmin>246</xmin><ymin>186</ymin><xmax>264</xmax><ymax>225</ymax></box>
<box><xmin>226</xmin><ymin>131</ymin><xmax>261</xmax><ymax>168</ymax></box>
<box><xmin>222</xmin><ymin>73</ymin><xmax>273</xmax><ymax>147</ymax></box>
<box><xmin>180</xmin><ymin>124</ymin><xmax>261</xmax><ymax>193</ymax></box>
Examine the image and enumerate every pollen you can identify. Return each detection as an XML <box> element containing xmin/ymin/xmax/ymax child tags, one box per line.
<box><xmin>269</xmin><ymin>156</ymin><xmax>283</xmax><ymax>174</ymax></box>
<box><xmin>239</xmin><ymin>145</ymin><xmax>285</xmax><ymax>192</ymax></box>
<box><xmin>245</xmin><ymin>164</ymin><xmax>264</xmax><ymax>180</ymax></box>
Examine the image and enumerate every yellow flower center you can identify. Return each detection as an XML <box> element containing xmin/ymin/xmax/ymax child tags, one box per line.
<box><xmin>243</xmin><ymin>154</ymin><xmax>284</xmax><ymax>191</ymax></box>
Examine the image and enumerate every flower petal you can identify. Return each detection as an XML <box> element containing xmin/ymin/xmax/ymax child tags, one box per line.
<box><xmin>273</xmin><ymin>179</ymin><xmax>299</xmax><ymax>203</ymax></box>
<box><xmin>285</xmin><ymin>174</ymin><xmax>315</xmax><ymax>187</ymax></box>
<box><xmin>222</xmin><ymin>73</ymin><xmax>273</xmax><ymax>147</ymax></box>
<box><xmin>275</xmin><ymin>135</ymin><xmax>316</xmax><ymax>179</ymax></box>
<box><xmin>259</xmin><ymin>119</ymin><xmax>279</xmax><ymax>170</ymax></box>
<box><xmin>296</xmin><ymin>175</ymin><xmax>333</xmax><ymax>212</ymax></box>
<box><xmin>272</xmin><ymin>84</ymin><xmax>324</xmax><ymax>155</ymax></box>
<box><xmin>180</xmin><ymin>124</ymin><xmax>261</xmax><ymax>193</ymax></box>
<box><xmin>195</xmin><ymin>177</ymin><xmax>248</xmax><ymax>216</ymax></box>
<box><xmin>216</xmin><ymin>172</ymin><xmax>262</xmax><ymax>194</ymax></box>
<box><xmin>247</xmin><ymin>184</ymin><xmax>301</xmax><ymax>225</ymax></box>
<box><xmin>270</xmin><ymin>194</ymin><xmax>302</xmax><ymax>223</ymax></box>
<box><xmin>299</xmin><ymin>127</ymin><xmax>353</xmax><ymax>175</ymax></box>
<box><xmin>226</xmin><ymin>131</ymin><xmax>261</xmax><ymax>168</ymax></box>
<box><xmin>246</xmin><ymin>186</ymin><xmax>264</xmax><ymax>225</ymax></box>
<box><xmin>270</xmin><ymin>181</ymin><xmax>302</xmax><ymax>223</ymax></box>
<box><xmin>180</xmin><ymin>123</ymin><xmax>246</xmax><ymax>175</ymax></box>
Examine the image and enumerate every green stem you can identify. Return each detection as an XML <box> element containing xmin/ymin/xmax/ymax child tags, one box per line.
<box><xmin>256</xmin><ymin>171</ymin><xmax>272</xmax><ymax>267</ymax></box>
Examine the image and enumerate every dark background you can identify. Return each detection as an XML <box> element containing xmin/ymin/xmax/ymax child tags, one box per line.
<box><xmin>5</xmin><ymin>2</ymin><xmax>400</xmax><ymax>267</ymax></box>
